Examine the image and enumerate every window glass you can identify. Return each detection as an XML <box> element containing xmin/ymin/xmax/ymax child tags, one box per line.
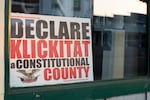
<box><xmin>11</xmin><ymin>0</ymin><xmax>148</xmax><ymax>81</ymax></box>
<box><xmin>93</xmin><ymin>0</ymin><xmax>147</xmax><ymax>80</ymax></box>
<box><xmin>11</xmin><ymin>0</ymin><xmax>92</xmax><ymax>18</ymax></box>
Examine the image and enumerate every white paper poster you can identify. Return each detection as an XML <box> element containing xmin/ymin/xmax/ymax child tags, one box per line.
<box><xmin>10</xmin><ymin>13</ymin><xmax>93</xmax><ymax>87</ymax></box>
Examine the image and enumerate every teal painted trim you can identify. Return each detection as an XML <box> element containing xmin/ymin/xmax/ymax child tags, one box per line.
<box><xmin>6</xmin><ymin>78</ymin><xmax>150</xmax><ymax>100</ymax></box>
<box><xmin>148</xmin><ymin>0</ymin><xmax>150</xmax><ymax>76</ymax></box>
<box><xmin>4</xmin><ymin>0</ymin><xmax>10</xmax><ymax>100</ymax></box>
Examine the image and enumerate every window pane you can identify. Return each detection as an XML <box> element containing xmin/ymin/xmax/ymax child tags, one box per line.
<box><xmin>93</xmin><ymin>0</ymin><xmax>147</xmax><ymax>80</ymax></box>
<box><xmin>11</xmin><ymin>0</ymin><xmax>92</xmax><ymax>18</ymax></box>
<box><xmin>11</xmin><ymin>0</ymin><xmax>148</xmax><ymax>81</ymax></box>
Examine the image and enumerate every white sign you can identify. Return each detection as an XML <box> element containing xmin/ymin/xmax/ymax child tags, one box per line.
<box><xmin>10</xmin><ymin>13</ymin><xmax>93</xmax><ymax>87</ymax></box>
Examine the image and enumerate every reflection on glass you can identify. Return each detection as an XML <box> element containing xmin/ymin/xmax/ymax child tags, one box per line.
<box><xmin>94</xmin><ymin>0</ymin><xmax>147</xmax><ymax>16</ymax></box>
<box><xmin>93</xmin><ymin>0</ymin><xmax>147</xmax><ymax>80</ymax></box>
<box><xmin>11</xmin><ymin>0</ymin><xmax>92</xmax><ymax>18</ymax></box>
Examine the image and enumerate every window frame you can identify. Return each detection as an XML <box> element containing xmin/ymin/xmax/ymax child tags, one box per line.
<box><xmin>4</xmin><ymin>0</ymin><xmax>150</xmax><ymax>100</ymax></box>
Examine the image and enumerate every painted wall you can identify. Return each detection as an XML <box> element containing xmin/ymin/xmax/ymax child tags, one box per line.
<box><xmin>0</xmin><ymin>0</ymin><xmax>5</xmax><ymax>100</ymax></box>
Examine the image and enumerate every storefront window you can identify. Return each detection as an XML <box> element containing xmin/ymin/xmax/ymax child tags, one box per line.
<box><xmin>93</xmin><ymin>0</ymin><xmax>147</xmax><ymax>80</ymax></box>
<box><xmin>11</xmin><ymin>0</ymin><xmax>148</xmax><ymax>82</ymax></box>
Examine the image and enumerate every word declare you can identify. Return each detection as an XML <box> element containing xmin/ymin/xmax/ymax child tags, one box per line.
<box><xmin>11</xmin><ymin>19</ymin><xmax>90</xmax><ymax>39</ymax></box>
